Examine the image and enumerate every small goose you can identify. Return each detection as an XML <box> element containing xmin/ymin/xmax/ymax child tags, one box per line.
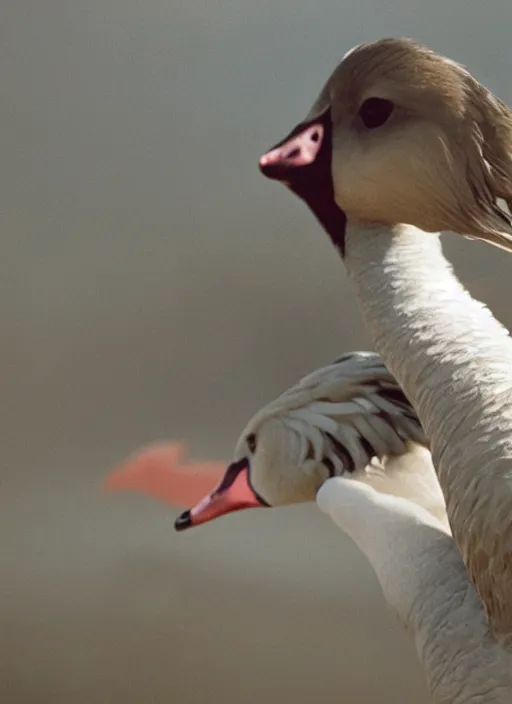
<box><xmin>258</xmin><ymin>37</ymin><xmax>512</xmax><ymax>643</ymax></box>
<box><xmin>173</xmin><ymin>352</ymin><xmax>447</xmax><ymax>530</ymax></box>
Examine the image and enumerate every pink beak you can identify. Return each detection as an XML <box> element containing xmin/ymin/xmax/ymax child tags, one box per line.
<box><xmin>103</xmin><ymin>442</ymin><xmax>268</xmax><ymax>532</ymax></box>
<box><xmin>259</xmin><ymin>122</ymin><xmax>324</xmax><ymax>174</ymax></box>
<box><xmin>173</xmin><ymin>457</ymin><xmax>267</xmax><ymax>532</ymax></box>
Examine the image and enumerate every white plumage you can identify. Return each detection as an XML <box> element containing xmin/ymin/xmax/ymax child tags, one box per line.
<box><xmin>178</xmin><ymin>351</ymin><xmax>447</xmax><ymax>531</ymax></box>
<box><xmin>234</xmin><ymin>351</ymin><xmax>446</xmax><ymax>520</ymax></box>
<box><xmin>317</xmin><ymin>478</ymin><xmax>512</xmax><ymax>703</ymax></box>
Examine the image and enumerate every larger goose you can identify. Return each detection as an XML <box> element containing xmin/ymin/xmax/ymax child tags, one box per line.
<box><xmin>259</xmin><ymin>37</ymin><xmax>512</xmax><ymax>644</ymax></box>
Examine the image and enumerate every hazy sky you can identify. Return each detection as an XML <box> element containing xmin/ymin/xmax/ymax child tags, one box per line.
<box><xmin>2</xmin><ymin>3</ymin><xmax>512</xmax><ymax>702</ymax></box>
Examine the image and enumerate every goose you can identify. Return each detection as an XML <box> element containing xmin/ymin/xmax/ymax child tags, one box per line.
<box><xmin>258</xmin><ymin>37</ymin><xmax>512</xmax><ymax>644</ymax></box>
<box><xmin>317</xmin><ymin>477</ymin><xmax>512</xmax><ymax>702</ymax></box>
<box><xmin>173</xmin><ymin>350</ymin><xmax>448</xmax><ymax>530</ymax></box>
<box><xmin>105</xmin><ymin>351</ymin><xmax>448</xmax><ymax>530</ymax></box>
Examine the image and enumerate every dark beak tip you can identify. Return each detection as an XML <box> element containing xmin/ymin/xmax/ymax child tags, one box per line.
<box><xmin>258</xmin><ymin>156</ymin><xmax>275</xmax><ymax>177</ymax></box>
<box><xmin>258</xmin><ymin>159</ymin><xmax>288</xmax><ymax>182</ymax></box>
<box><xmin>174</xmin><ymin>509</ymin><xmax>192</xmax><ymax>532</ymax></box>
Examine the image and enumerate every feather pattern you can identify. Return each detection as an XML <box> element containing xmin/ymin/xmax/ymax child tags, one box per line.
<box><xmin>236</xmin><ymin>351</ymin><xmax>428</xmax><ymax>490</ymax></box>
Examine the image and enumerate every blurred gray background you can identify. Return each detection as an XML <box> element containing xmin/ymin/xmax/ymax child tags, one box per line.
<box><xmin>2</xmin><ymin>1</ymin><xmax>512</xmax><ymax>702</ymax></box>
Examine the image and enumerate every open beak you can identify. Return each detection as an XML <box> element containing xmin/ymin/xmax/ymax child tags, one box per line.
<box><xmin>174</xmin><ymin>457</ymin><xmax>269</xmax><ymax>532</ymax></box>
<box><xmin>258</xmin><ymin>107</ymin><xmax>347</xmax><ymax>253</ymax></box>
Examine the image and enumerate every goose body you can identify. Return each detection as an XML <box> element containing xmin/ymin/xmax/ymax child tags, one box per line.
<box><xmin>317</xmin><ymin>478</ymin><xmax>512</xmax><ymax>703</ymax></box>
<box><xmin>174</xmin><ymin>351</ymin><xmax>448</xmax><ymax>531</ymax></box>
<box><xmin>259</xmin><ymin>37</ymin><xmax>512</xmax><ymax>645</ymax></box>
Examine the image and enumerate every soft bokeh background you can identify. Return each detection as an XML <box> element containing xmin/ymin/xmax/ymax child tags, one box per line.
<box><xmin>2</xmin><ymin>1</ymin><xmax>512</xmax><ymax>702</ymax></box>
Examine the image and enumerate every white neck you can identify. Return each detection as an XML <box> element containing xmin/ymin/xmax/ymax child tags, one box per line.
<box><xmin>359</xmin><ymin>444</ymin><xmax>450</xmax><ymax>532</ymax></box>
<box><xmin>344</xmin><ymin>222</ymin><xmax>512</xmax><ymax>638</ymax></box>
<box><xmin>317</xmin><ymin>479</ymin><xmax>512</xmax><ymax>702</ymax></box>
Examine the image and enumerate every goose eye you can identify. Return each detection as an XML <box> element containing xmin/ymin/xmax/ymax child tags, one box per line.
<box><xmin>359</xmin><ymin>98</ymin><xmax>394</xmax><ymax>129</ymax></box>
<box><xmin>246</xmin><ymin>433</ymin><xmax>257</xmax><ymax>454</ymax></box>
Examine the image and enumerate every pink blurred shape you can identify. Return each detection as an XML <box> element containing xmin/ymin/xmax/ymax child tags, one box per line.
<box><xmin>103</xmin><ymin>441</ymin><xmax>226</xmax><ymax>508</ymax></box>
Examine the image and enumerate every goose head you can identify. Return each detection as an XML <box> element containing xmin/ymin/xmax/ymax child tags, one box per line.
<box><xmin>174</xmin><ymin>351</ymin><xmax>435</xmax><ymax>531</ymax></box>
<box><xmin>259</xmin><ymin>37</ymin><xmax>512</xmax><ymax>253</ymax></box>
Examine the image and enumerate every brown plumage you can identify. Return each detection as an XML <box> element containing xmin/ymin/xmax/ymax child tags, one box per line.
<box><xmin>315</xmin><ymin>39</ymin><xmax>512</xmax><ymax>249</ymax></box>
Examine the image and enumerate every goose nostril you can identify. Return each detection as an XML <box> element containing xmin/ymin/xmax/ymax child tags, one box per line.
<box><xmin>311</xmin><ymin>131</ymin><xmax>319</xmax><ymax>142</ymax></box>
<box><xmin>286</xmin><ymin>147</ymin><xmax>301</xmax><ymax>159</ymax></box>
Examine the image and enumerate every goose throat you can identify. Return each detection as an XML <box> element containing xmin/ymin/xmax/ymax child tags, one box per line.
<box><xmin>259</xmin><ymin>107</ymin><xmax>347</xmax><ymax>254</ymax></box>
